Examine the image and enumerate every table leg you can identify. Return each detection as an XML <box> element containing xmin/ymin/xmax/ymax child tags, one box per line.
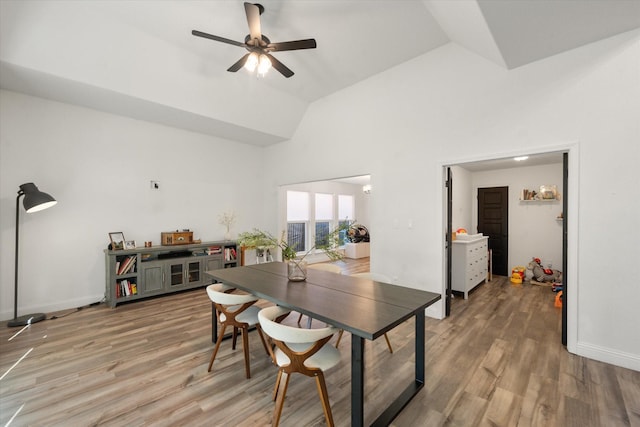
<box><xmin>351</xmin><ymin>334</ymin><xmax>365</xmax><ymax>427</ymax></box>
<box><xmin>416</xmin><ymin>311</ymin><xmax>425</xmax><ymax>383</ymax></box>
<box><xmin>370</xmin><ymin>311</ymin><xmax>426</xmax><ymax>426</ymax></box>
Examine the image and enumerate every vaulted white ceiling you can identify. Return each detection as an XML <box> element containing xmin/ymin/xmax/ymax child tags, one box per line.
<box><xmin>1</xmin><ymin>0</ymin><xmax>639</xmax><ymax>146</ymax></box>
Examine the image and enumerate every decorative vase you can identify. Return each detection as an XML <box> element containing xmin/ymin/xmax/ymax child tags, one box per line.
<box><xmin>224</xmin><ymin>231</ymin><xmax>231</xmax><ymax>241</ymax></box>
<box><xmin>287</xmin><ymin>259</ymin><xmax>307</xmax><ymax>281</ymax></box>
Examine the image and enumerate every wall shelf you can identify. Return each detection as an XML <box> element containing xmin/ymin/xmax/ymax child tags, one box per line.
<box><xmin>520</xmin><ymin>185</ymin><xmax>559</xmax><ymax>202</ymax></box>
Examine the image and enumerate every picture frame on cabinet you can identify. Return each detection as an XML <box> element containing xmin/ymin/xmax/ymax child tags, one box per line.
<box><xmin>109</xmin><ymin>232</ymin><xmax>126</xmax><ymax>250</ymax></box>
<box><xmin>124</xmin><ymin>240</ymin><xmax>136</xmax><ymax>250</ymax></box>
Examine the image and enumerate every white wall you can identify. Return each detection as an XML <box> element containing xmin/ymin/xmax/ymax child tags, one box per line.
<box><xmin>264</xmin><ymin>32</ymin><xmax>640</xmax><ymax>370</ymax></box>
<box><xmin>470</xmin><ymin>163</ymin><xmax>564</xmax><ymax>271</ymax></box>
<box><xmin>450</xmin><ymin>165</ymin><xmax>472</xmax><ymax>233</ymax></box>
<box><xmin>0</xmin><ymin>90</ymin><xmax>266</xmax><ymax>319</ymax></box>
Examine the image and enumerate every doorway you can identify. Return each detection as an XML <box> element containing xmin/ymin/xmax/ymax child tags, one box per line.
<box><xmin>477</xmin><ymin>186</ymin><xmax>509</xmax><ymax>276</ymax></box>
<box><xmin>444</xmin><ymin>151</ymin><xmax>568</xmax><ymax>346</ymax></box>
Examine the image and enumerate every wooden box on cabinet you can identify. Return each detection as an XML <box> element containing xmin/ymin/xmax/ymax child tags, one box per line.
<box><xmin>105</xmin><ymin>241</ymin><xmax>237</xmax><ymax>308</ymax></box>
<box><xmin>452</xmin><ymin>236</ymin><xmax>489</xmax><ymax>299</ymax></box>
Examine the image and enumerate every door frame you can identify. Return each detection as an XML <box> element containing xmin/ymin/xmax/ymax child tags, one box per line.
<box><xmin>439</xmin><ymin>142</ymin><xmax>579</xmax><ymax>354</ymax></box>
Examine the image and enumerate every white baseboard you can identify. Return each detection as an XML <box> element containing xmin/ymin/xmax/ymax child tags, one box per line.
<box><xmin>576</xmin><ymin>341</ymin><xmax>640</xmax><ymax>372</ymax></box>
<box><xmin>1</xmin><ymin>294</ymin><xmax>105</xmax><ymax>322</ymax></box>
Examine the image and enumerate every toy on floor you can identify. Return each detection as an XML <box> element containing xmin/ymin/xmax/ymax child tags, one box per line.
<box><xmin>555</xmin><ymin>291</ymin><xmax>563</xmax><ymax>308</ymax></box>
<box><xmin>527</xmin><ymin>257</ymin><xmax>562</xmax><ymax>283</ymax></box>
<box><xmin>510</xmin><ymin>266</ymin><xmax>525</xmax><ymax>284</ymax></box>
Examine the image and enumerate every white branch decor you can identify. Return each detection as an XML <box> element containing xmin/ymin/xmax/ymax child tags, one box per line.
<box><xmin>218</xmin><ymin>211</ymin><xmax>236</xmax><ymax>239</ymax></box>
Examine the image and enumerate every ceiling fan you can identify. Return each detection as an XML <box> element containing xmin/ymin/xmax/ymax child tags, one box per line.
<box><xmin>192</xmin><ymin>2</ymin><xmax>317</xmax><ymax>78</ymax></box>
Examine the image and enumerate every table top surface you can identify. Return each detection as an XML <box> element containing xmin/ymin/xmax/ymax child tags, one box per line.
<box><xmin>206</xmin><ymin>262</ymin><xmax>440</xmax><ymax>340</ymax></box>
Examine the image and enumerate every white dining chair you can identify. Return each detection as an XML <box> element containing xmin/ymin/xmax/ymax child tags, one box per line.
<box><xmin>206</xmin><ymin>283</ymin><xmax>269</xmax><ymax>379</ymax></box>
<box><xmin>333</xmin><ymin>272</ymin><xmax>394</xmax><ymax>353</ymax></box>
<box><xmin>259</xmin><ymin>305</ymin><xmax>341</xmax><ymax>427</ymax></box>
<box><xmin>297</xmin><ymin>263</ymin><xmax>343</xmax><ymax>327</ymax></box>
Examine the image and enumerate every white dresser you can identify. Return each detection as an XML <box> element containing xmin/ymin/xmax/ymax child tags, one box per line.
<box><xmin>452</xmin><ymin>236</ymin><xmax>489</xmax><ymax>299</ymax></box>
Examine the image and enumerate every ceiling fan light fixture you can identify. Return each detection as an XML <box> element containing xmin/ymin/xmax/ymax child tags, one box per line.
<box><xmin>244</xmin><ymin>52</ymin><xmax>259</xmax><ymax>72</ymax></box>
<box><xmin>257</xmin><ymin>54</ymin><xmax>272</xmax><ymax>76</ymax></box>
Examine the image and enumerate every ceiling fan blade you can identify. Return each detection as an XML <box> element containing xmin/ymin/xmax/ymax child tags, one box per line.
<box><xmin>268</xmin><ymin>39</ymin><xmax>317</xmax><ymax>52</ymax></box>
<box><xmin>265</xmin><ymin>54</ymin><xmax>294</xmax><ymax>78</ymax></box>
<box><xmin>244</xmin><ymin>2</ymin><xmax>262</xmax><ymax>42</ymax></box>
<box><xmin>227</xmin><ymin>54</ymin><xmax>250</xmax><ymax>72</ymax></box>
<box><xmin>192</xmin><ymin>30</ymin><xmax>245</xmax><ymax>48</ymax></box>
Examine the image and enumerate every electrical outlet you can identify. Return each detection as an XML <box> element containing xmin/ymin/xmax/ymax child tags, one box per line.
<box><xmin>150</xmin><ymin>180</ymin><xmax>160</xmax><ymax>190</ymax></box>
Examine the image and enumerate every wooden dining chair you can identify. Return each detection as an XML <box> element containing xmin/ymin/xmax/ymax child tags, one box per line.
<box><xmin>206</xmin><ymin>283</ymin><xmax>270</xmax><ymax>379</ymax></box>
<box><xmin>334</xmin><ymin>272</ymin><xmax>394</xmax><ymax>353</ymax></box>
<box><xmin>259</xmin><ymin>305</ymin><xmax>341</xmax><ymax>427</ymax></box>
<box><xmin>297</xmin><ymin>263</ymin><xmax>343</xmax><ymax>326</ymax></box>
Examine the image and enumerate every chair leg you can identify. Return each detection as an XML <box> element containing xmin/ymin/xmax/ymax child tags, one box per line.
<box><xmin>335</xmin><ymin>329</ymin><xmax>344</xmax><ymax>348</ymax></box>
<box><xmin>314</xmin><ymin>371</ymin><xmax>335</xmax><ymax>427</ymax></box>
<box><xmin>208</xmin><ymin>324</ymin><xmax>227</xmax><ymax>372</ymax></box>
<box><xmin>231</xmin><ymin>326</ymin><xmax>238</xmax><ymax>350</ymax></box>
<box><xmin>241</xmin><ymin>326</ymin><xmax>251</xmax><ymax>379</ymax></box>
<box><xmin>272</xmin><ymin>369</ymin><xmax>282</xmax><ymax>401</ymax></box>
<box><xmin>297</xmin><ymin>312</ymin><xmax>303</xmax><ymax>325</ymax></box>
<box><xmin>272</xmin><ymin>371</ymin><xmax>290</xmax><ymax>427</ymax></box>
<box><xmin>256</xmin><ymin>325</ymin><xmax>270</xmax><ymax>356</ymax></box>
<box><xmin>383</xmin><ymin>332</ymin><xmax>394</xmax><ymax>354</ymax></box>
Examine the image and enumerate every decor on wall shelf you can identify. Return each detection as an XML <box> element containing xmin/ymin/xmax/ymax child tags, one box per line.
<box><xmin>10</xmin><ymin>182</ymin><xmax>57</xmax><ymax>327</ymax></box>
<box><xmin>520</xmin><ymin>185</ymin><xmax>559</xmax><ymax>201</ymax></box>
<box><xmin>539</xmin><ymin>185</ymin><xmax>557</xmax><ymax>200</ymax></box>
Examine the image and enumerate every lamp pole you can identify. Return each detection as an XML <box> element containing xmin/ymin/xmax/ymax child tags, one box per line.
<box><xmin>9</xmin><ymin>183</ymin><xmax>56</xmax><ymax>327</ymax></box>
<box><xmin>13</xmin><ymin>189</ymin><xmax>24</xmax><ymax>322</ymax></box>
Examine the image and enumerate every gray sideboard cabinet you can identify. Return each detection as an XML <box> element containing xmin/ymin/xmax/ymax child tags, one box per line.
<box><xmin>105</xmin><ymin>241</ymin><xmax>237</xmax><ymax>307</ymax></box>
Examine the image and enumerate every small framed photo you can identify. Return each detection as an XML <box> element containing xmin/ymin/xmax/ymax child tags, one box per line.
<box><xmin>539</xmin><ymin>185</ymin><xmax>558</xmax><ymax>200</ymax></box>
<box><xmin>124</xmin><ymin>240</ymin><xmax>136</xmax><ymax>250</ymax></box>
<box><xmin>109</xmin><ymin>232</ymin><xmax>126</xmax><ymax>250</ymax></box>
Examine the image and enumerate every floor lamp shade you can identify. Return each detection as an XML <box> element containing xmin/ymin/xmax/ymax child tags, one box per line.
<box><xmin>8</xmin><ymin>183</ymin><xmax>57</xmax><ymax>327</ymax></box>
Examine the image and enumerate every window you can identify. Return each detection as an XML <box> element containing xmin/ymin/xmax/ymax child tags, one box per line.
<box><xmin>286</xmin><ymin>191</ymin><xmax>309</xmax><ymax>252</ymax></box>
<box><xmin>285</xmin><ymin>191</ymin><xmax>356</xmax><ymax>252</ymax></box>
<box><xmin>315</xmin><ymin>193</ymin><xmax>333</xmax><ymax>247</ymax></box>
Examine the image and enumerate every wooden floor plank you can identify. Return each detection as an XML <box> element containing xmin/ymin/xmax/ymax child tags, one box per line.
<box><xmin>1</xmin><ymin>261</ymin><xmax>638</xmax><ymax>426</ymax></box>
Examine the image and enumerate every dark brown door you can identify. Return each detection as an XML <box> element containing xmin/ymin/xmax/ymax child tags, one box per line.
<box><xmin>478</xmin><ymin>187</ymin><xmax>508</xmax><ymax>276</ymax></box>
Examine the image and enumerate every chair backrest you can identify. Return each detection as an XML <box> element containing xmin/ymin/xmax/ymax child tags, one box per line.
<box><xmin>206</xmin><ymin>283</ymin><xmax>258</xmax><ymax>305</ymax></box>
<box><xmin>259</xmin><ymin>306</ymin><xmax>337</xmax><ymax>344</ymax></box>
<box><xmin>350</xmin><ymin>272</ymin><xmax>392</xmax><ymax>283</ymax></box>
<box><xmin>307</xmin><ymin>263</ymin><xmax>342</xmax><ymax>274</ymax></box>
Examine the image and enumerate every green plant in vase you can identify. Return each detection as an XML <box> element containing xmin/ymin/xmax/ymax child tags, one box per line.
<box><xmin>237</xmin><ymin>223</ymin><xmax>349</xmax><ymax>281</ymax></box>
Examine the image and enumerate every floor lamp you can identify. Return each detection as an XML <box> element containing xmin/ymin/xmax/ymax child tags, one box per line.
<box><xmin>8</xmin><ymin>183</ymin><xmax>57</xmax><ymax>327</ymax></box>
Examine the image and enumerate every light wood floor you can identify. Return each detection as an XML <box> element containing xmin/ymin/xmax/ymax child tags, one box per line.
<box><xmin>1</xmin><ymin>259</ymin><xmax>638</xmax><ymax>426</ymax></box>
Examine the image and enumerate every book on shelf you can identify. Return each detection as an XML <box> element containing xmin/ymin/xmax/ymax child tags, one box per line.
<box><xmin>117</xmin><ymin>255</ymin><xmax>136</xmax><ymax>275</ymax></box>
<box><xmin>207</xmin><ymin>246</ymin><xmax>222</xmax><ymax>255</ymax></box>
<box><xmin>117</xmin><ymin>279</ymin><xmax>138</xmax><ymax>297</ymax></box>
<box><xmin>224</xmin><ymin>247</ymin><xmax>237</xmax><ymax>261</ymax></box>
<box><xmin>124</xmin><ymin>257</ymin><xmax>136</xmax><ymax>274</ymax></box>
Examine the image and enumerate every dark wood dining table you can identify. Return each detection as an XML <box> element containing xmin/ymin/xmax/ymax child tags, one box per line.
<box><xmin>205</xmin><ymin>262</ymin><xmax>441</xmax><ymax>427</ymax></box>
